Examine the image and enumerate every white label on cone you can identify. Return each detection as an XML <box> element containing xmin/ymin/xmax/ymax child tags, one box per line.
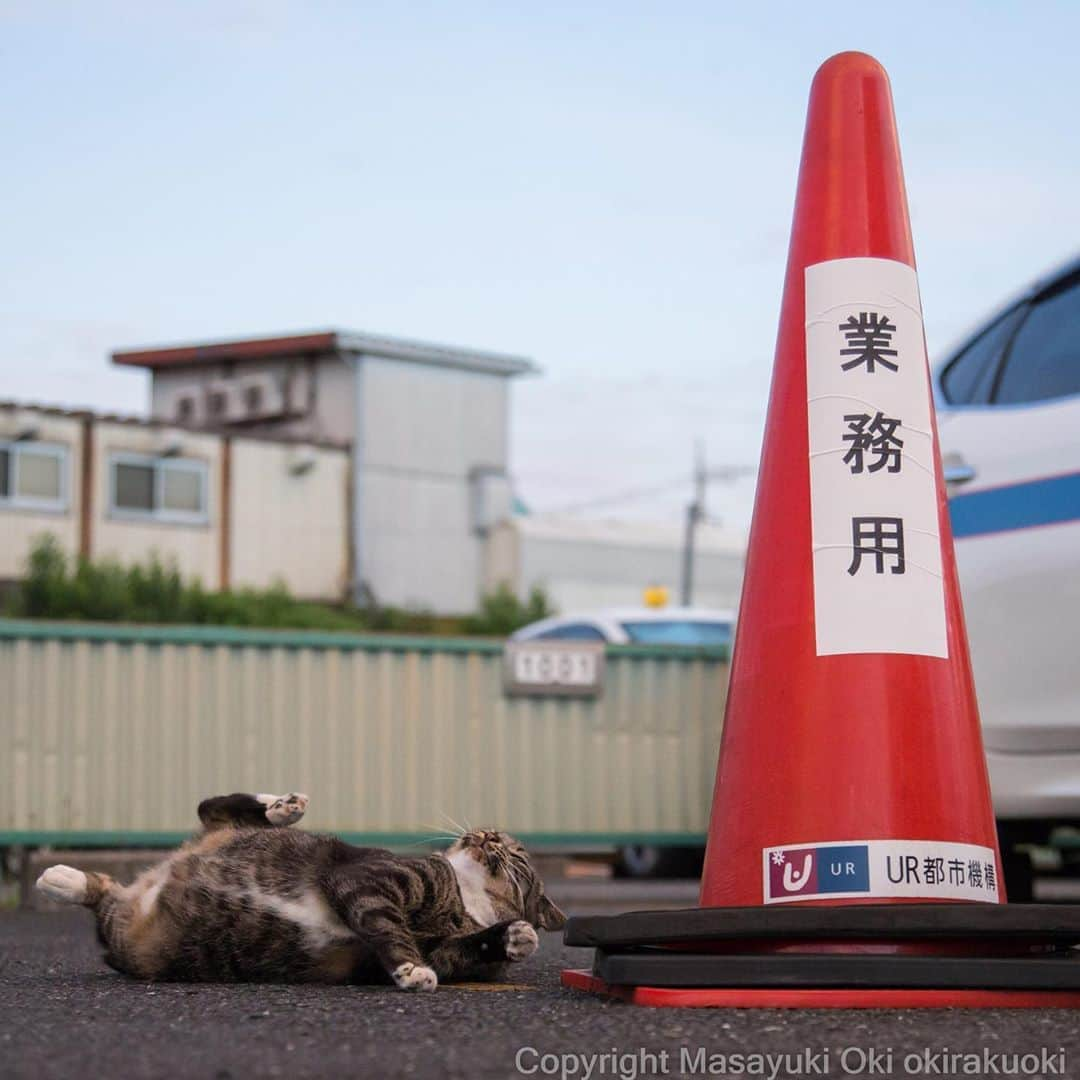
<box><xmin>805</xmin><ymin>257</ymin><xmax>948</xmax><ymax>658</ymax></box>
<box><xmin>763</xmin><ymin>839</ymin><xmax>1001</xmax><ymax>904</ymax></box>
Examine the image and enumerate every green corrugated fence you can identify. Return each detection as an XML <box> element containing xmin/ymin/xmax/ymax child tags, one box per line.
<box><xmin>0</xmin><ymin>620</ymin><xmax>728</xmax><ymax>848</ymax></box>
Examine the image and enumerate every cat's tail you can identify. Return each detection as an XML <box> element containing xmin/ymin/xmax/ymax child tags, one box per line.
<box><xmin>35</xmin><ymin>864</ymin><xmax>116</xmax><ymax>909</ymax></box>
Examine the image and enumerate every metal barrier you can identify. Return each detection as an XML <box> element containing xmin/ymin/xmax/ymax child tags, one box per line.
<box><xmin>0</xmin><ymin>620</ymin><xmax>727</xmax><ymax>847</ymax></box>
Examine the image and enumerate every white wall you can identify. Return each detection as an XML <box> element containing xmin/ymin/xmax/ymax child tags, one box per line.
<box><xmin>0</xmin><ymin>407</ymin><xmax>354</xmax><ymax>602</ymax></box>
<box><xmin>91</xmin><ymin>421</ymin><xmax>222</xmax><ymax>587</ymax></box>
<box><xmin>309</xmin><ymin>358</ymin><xmax>356</xmax><ymax>443</ymax></box>
<box><xmin>0</xmin><ymin>406</ymin><xmax>82</xmax><ymax>580</ymax></box>
<box><xmin>358</xmin><ymin>358</ymin><xmax>509</xmax><ymax>612</ymax></box>
<box><xmin>229</xmin><ymin>438</ymin><xmax>349</xmax><ymax>599</ymax></box>
<box><xmin>489</xmin><ymin>517</ymin><xmax>746</xmax><ymax>614</ymax></box>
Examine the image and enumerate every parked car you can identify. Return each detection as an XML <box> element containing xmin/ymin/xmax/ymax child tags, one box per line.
<box><xmin>935</xmin><ymin>254</ymin><xmax>1080</xmax><ymax>899</ymax></box>
<box><xmin>510</xmin><ymin>606</ymin><xmax>735</xmax><ymax>647</ymax></box>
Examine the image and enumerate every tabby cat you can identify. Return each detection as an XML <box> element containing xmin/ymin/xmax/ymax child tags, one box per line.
<box><xmin>36</xmin><ymin>791</ymin><xmax>565</xmax><ymax>990</ymax></box>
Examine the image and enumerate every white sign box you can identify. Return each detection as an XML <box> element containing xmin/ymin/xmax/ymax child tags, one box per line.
<box><xmin>805</xmin><ymin>257</ymin><xmax>947</xmax><ymax>658</ymax></box>
<box><xmin>503</xmin><ymin>641</ymin><xmax>605</xmax><ymax>698</ymax></box>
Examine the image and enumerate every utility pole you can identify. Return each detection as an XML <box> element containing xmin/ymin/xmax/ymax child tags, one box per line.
<box><xmin>680</xmin><ymin>441</ymin><xmax>706</xmax><ymax>606</ymax></box>
<box><xmin>679</xmin><ymin>442</ymin><xmax>755</xmax><ymax>607</ymax></box>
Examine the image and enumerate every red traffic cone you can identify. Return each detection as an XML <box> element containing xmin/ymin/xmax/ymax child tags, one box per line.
<box><xmin>561</xmin><ymin>52</ymin><xmax>1080</xmax><ymax>1008</ymax></box>
<box><xmin>699</xmin><ymin>50</ymin><xmax>1002</xmax><ymax>910</ymax></box>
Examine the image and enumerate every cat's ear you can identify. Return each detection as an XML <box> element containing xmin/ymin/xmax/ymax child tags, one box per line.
<box><xmin>536</xmin><ymin>894</ymin><xmax>567</xmax><ymax>931</ymax></box>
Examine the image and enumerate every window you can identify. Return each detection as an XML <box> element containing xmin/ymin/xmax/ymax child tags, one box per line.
<box><xmin>175</xmin><ymin>397</ymin><xmax>196</xmax><ymax>423</ymax></box>
<box><xmin>621</xmin><ymin>620</ymin><xmax>733</xmax><ymax>646</ymax></box>
<box><xmin>0</xmin><ymin>442</ymin><xmax>68</xmax><ymax>511</ymax></box>
<box><xmin>114</xmin><ymin>461</ymin><xmax>155</xmax><ymax>510</ymax></box>
<box><xmin>109</xmin><ymin>454</ymin><xmax>208</xmax><ymax>523</ymax></box>
<box><xmin>208</xmin><ymin>391</ymin><xmax>228</xmax><ymax>419</ymax></box>
<box><xmin>939</xmin><ymin>306</ymin><xmax>1025</xmax><ymax>405</ymax></box>
<box><xmin>162</xmin><ymin>466</ymin><xmax>203</xmax><ymax>513</ymax></box>
<box><xmin>244</xmin><ymin>384</ymin><xmax>263</xmax><ymax>412</ymax></box>
<box><xmin>534</xmin><ymin>623</ymin><xmax>607</xmax><ymax>641</ymax></box>
<box><xmin>992</xmin><ymin>278</ymin><xmax>1080</xmax><ymax>405</ymax></box>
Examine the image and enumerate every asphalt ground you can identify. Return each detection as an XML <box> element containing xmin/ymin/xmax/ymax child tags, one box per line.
<box><xmin>5</xmin><ymin>899</ymin><xmax>1080</xmax><ymax>1080</ymax></box>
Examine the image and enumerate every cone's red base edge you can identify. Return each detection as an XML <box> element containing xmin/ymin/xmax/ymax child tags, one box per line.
<box><xmin>560</xmin><ymin>969</ymin><xmax>1080</xmax><ymax>1009</ymax></box>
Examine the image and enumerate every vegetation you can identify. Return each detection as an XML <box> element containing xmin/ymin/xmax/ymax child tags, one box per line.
<box><xmin>462</xmin><ymin>582</ymin><xmax>552</xmax><ymax>637</ymax></box>
<box><xmin>9</xmin><ymin>535</ymin><xmax>552</xmax><ymax>637</ymax></box>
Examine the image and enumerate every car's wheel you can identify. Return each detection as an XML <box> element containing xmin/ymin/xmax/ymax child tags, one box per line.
<box><xmin>613</xmin><ymin>845</ymin><xmax>705</xmax><ymax>879</ymax></box>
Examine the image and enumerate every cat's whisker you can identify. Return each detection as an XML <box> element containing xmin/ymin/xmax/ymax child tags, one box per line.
<box><xmin>437</xmin><ymin>812</ymin><xmax>468</xmax><ymax>838</ymax></box>
<box><xmin>503</xmin><ymin>864</ymin><xmax>520</xmax><ymax>898</ymax></box>
<box><xmin>496</xmin><ymin>850</ymin><xmax>525</xmax><ymax>907</ymax></box>
<box><xmin>419</xmin><ymin>821</ymin><xmax>463</xmax><ymax>838</ymax></box>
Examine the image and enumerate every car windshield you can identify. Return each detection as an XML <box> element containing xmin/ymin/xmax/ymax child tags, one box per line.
<box><xmin>620</xmin><ymin>620</ymin><xmax>732</xmax><ymax>646</ymax></box>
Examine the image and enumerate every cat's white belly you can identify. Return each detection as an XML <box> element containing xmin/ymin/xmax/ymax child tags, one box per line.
<box><xmin>245</xmin><ymin>887</ymin><xmax>354</xmax><ymax>951</ymax></box>
<box><xmin>128</xmin><ymin>852</ymin><xmax>353</xmax><ymax>952</ymax></box>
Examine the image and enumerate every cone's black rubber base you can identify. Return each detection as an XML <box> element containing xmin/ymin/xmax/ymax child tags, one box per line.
<box><xmin>564</xmin><ymin>903</ymin><xmax>1080</xmax><ymax>949</ymax></box>
<box><xmin>561</xmin><ymin>905</ymin><xmax>1080</xmax><ymax>1008</ymax></box>
<box><xmin>592</xmin><ymin>948</ymin><xmax>1080</xmax><ymax>990</ymax></box>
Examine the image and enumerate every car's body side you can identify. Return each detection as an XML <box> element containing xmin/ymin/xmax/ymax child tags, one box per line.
<box><xmin>935</xmin><ymin>255</ymin><xmax>1080</xmax><ymax>892</ymax></box>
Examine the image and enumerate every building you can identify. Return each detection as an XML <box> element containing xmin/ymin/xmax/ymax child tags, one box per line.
<box><xmin>2</xmin><ymin>328</ymin><xmax>746</xmax><ymax>618</ymax></box>
<box><xmin>0</xmin><ymin>402</ymin><xmax>349</xmax><ymax>597</ymax></box>
<box><xmin>486</xmin><ymin>514</ymin><xmax>745</xmax><ymax>612</ymax></box>
<box><xmin>113</xmin><ymin>330</ymin><xmax>537</xmax><ymax>612</ymax></box>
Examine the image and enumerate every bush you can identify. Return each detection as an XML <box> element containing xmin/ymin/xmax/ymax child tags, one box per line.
<box><xmin>19</xmin><ymin>535</ymin><xmax>72</xmax><ymax>618</ymax></box>
<box><xmin>11</xmin><ymin>536</ymin><xmax>553</xmax><ymax>637</ymax></box>
<box><xmin>463</xmin><ymin>583</ymin><xmax>553</xmax><ymax>636</ymax></box>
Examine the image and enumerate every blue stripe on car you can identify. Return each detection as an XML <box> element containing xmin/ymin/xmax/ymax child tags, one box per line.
<box><xmin>950</xmin><ymin>471</ymin><xmax>1080</xmax><ymax>539</ymax></box>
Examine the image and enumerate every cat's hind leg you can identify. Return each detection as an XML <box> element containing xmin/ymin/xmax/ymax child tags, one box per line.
<box><xmin>258</xmin><ymin>792</ymin><xmax>309</xmax><ymax>826</ymax></box>
<box><xmin>197</xmin><ymin>791</ymin><xmax>309</xmax><ymax>831</ymax></box>
<box><xmin>37</xmin><ymin>862</ymin><xmax>174</xmax><ymax>980</ymax></box>
<box><xmin>36</xmin><ymin>865</ymin><xmax>116</xmax><ymax>908</ymax></box>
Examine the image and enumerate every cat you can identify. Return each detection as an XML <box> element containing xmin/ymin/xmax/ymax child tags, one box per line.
<box><xmin>35</xmin><ymin>790</ymin><xmax>565</xmax><ymax>991</ymax></box>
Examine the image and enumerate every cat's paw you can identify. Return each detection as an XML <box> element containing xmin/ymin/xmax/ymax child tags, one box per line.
<box><xmin>504</xmin><ymin>920</ymin><xmax>539</xmax><ymax>962</ymax></box>
<box><xmin>392</xmin><ymin>962</ymin><xmax>438</xmax><ymax>992</ymax></box>
<box><xmin>36</xmin><ymin>865</ymin><xmax>87</xmax><ymax>905</ymax></box>
<box><xmin>259</xmin><ymin>792</ymin><xmax>309</xmax><ymax>826</ymax></box>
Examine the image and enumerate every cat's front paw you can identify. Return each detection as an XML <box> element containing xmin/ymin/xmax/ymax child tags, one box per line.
<box><xmin>259</xmin><ymin>792</ymin><xmax>309</xmax><ymax>826</ymax></box>
<box><xmin>504</xmin><ymin>920</ymin><xmax>539</xmax><ymax>962</ymax></box>
<box><xmin>392</xmin><ymin>962</ymin><xmax>438</xmax><ymax>992</ymax></box>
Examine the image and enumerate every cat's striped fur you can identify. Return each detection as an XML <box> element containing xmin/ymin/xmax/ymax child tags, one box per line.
<box><xmin>36</xmin><ymin>792</ymin><xmax>565</xmax><ymax>990</ymax></box>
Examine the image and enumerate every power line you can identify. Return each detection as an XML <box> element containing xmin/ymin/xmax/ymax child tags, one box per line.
<box><xmin>533</xmin><ymin>459</ymin><xmax>757</xmax><ymax>518</ymax></box>
<box><xmin>539</xmin><ymin>476</ymin><xmax>690</xmax><ymax>515</ymax></box>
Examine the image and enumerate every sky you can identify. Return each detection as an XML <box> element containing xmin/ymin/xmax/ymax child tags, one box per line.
<box><xmin>3</xmin><ymin>2</ymin><xmax>1079</xmax><ymax>530</ymax></box>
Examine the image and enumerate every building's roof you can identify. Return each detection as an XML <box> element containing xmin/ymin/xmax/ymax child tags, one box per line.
<box><xmin>112</xmin><ymin>329</ymin><xmax>538</xmax><ymax>377</ymax></box>
<box><xmin>0</xmin><ymin>401</ymin><xmax>351</xmax><ymax>451</ymax></box>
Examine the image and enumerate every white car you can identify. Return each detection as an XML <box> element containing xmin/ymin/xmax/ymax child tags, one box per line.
<box><xmin>510</xmin><ymin>606</ymin><xmax>735</xmax><ymax>647</ymax></box>
<box><xmin>936</xmin><ymin>254</ymin><xmax>1080</xmax><ymax>897</ymax></box>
